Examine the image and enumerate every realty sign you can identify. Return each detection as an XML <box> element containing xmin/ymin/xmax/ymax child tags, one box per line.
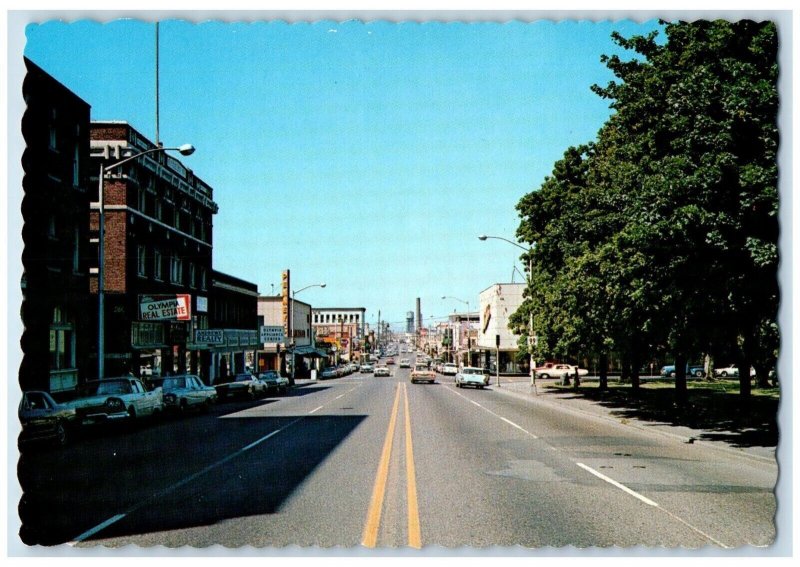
<box><xmin>139</xmin><ymin>294</ymin><xmax>191</xmax><ymax>321</ymax></box>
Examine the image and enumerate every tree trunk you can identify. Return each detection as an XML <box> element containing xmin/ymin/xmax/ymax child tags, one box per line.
<box><xmin>674</xmin><ymin>353</ymin><xmax>688</xmax><ymax>407</ymax></box>
<box><xmin>599</xmin><ymin>353</ymin><xmax>608</xmax><ymax>391</ymax></box>
<box><xmin>630</xmin><ymin>354</ymin><xmax>641</xmax><ymax>391</ymax></box>
<box><xmin>620</xmin><ymin>355</ymin><xmax>630</xmax><ymax>384</ymax></box>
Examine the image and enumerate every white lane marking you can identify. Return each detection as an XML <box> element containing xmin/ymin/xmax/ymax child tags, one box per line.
<box><xmin>309</xmin><ymin>405</ymin><xmax>325</xmax><ymax>414</ymax></box>
<box><xmin>69</xmin><ymin>417</ymin><xmax>305</xmax><ymax>544</ymax></box>
<box><xmin>68</xmin><ymin>514</ymin><xmax>126</xmax><ymax>545</ymax></box>
<box><xmin>448</xmin><ymin>386</ymin><xmax>538</xmax><ymax>439</ymax></box>
<box><xmin>576</xmin><ymin>462</ymin><xmax>659</xmax><ymax>507</ymax></box>
<box><xmin>500</xmin><ymin>417</ymin><xmax>526</xmax><ymax>432</ymax></box>
<box><xmin>575</xmin><ymin>462</ymin><xmax>730</xmax><ymax>548</ymax></box>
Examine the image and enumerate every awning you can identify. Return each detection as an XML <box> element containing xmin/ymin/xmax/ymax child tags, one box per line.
<box><xmin>294</xmin><ymin>346</ymin><xmax>329</xmax><ymax>358</ymax></box>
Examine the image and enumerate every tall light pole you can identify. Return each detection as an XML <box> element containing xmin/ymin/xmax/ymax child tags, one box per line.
<box><xmin>290</xmin><ymin>282</ymin><xmax>325</xmax><ymax>383</ymax></box>
<box><xmin>96</xmin><ymin>144</ymin><xmax>195</xmax><ymax>380</ymax></box>
<box><xmin>442</xmin><ymin>295</ymin><xmax>470</xmax><ymax>366</ymax></box>
<box><xmin>478</xmin><ymin>235</ymin><xmax>536</xmax><ymax>388</ymax></box>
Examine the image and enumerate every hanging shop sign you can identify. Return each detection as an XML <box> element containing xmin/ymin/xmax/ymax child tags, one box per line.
<box><xmin>139</xmin><ymin>294</ymin><xmax>191</xmax><ymax>321</ymax></box>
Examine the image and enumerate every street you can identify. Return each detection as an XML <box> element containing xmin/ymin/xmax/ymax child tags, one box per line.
<box><xmin>17</xmin><ymin>360</ymin><xmax>777</xmax><ymax>549</ymax></box>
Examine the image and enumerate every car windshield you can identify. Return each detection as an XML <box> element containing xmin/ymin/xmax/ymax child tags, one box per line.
<box><xmin>91</xmin><ymin>380</ymin><xmax>132</xmax><ymax>395</ymax></box>
<box><xmin>163</xmin><ymin>377</ymin><xmax>186</xmax><ymax>389</ymax></box>
<box><xmin>235</xmin><ymin>375</ymin><xmax>252</xmax><ymax>382</ymax></box>
<box><xmin>463</xmin><ymin>368</ymin><xmax>482</xmax><ymax>375</ymax></box>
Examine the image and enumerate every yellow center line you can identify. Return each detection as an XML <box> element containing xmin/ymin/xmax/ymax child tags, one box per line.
<box><xmin>403</xmin><ymin>383</ymin><xmax>422</xmax><ymax>548</ymax></box>
<box><xmin>362</xmin><ymin>383</ymin><xmax>402</xmax><ymax>548</ymax></box>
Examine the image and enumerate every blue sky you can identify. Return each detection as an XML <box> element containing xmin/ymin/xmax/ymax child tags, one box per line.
<box><xmin>17</xmin><ymin>16</ymin><xmax>666</xmax><ymax>330</ymax></box>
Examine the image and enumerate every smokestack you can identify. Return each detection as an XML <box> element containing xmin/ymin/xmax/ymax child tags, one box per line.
<box><xmin>416</xmin><ymin>298</ymin><xmax>421</xmax><ymax>333</ymax></box>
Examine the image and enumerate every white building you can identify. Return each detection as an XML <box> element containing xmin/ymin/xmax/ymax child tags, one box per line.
<box><xmin>477</xmin><ymin>283</ymin><xmax>526</xmax><ymax>374</ymax></box>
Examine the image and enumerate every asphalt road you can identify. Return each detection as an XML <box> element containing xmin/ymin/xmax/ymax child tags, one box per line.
<box><xmin>15</xmin><ymin>361</ymin><xmax>777</xmax><ymax>550</ymax></box>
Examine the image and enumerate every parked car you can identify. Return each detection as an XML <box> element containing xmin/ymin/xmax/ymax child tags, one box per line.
<box><xmin>215</xmin><ymin>373</ymin><xmax>267</xmax><ymax>400</ymax></box>
<box><xmin>18</xmin><ymin>390</ymin><xmax>77</xmax><ymax>449</ymax></box>
<box><xmin>258</xmin><ymin>371</ymin><xmax>290</xmax><ymax>394</ymax></box>
<box><xmin>360</xmin><ymin>363</ymin><xmax>374</xmax><ymax>374</ymax></box>
<box><xmin>374</xmin><ymin>365</ymin><xmax>391</xmax><ymax>377</ymax></box>
<box><xmin>455</xmin><ymin>367</ymin><xmax>490</xmax><ymax>389</ymax></box>
<box><xmin>441</xmin><ymin>363</ymin><xmax>458</xmax><ymax>376</ymax></box>
<box><xmin>660</xmin><ymin>364</ymin><xmax>705</xmax><ymax>378</ymax></box>
<box><xmin>62</xmin><ymin>377</ymin><xmax>164</xmax><ymax>425</ymax></box>
<box><xmin>713</xmin><ymin>365</ymin><xmax>756</xmax><ymax>378</ymax></box>
<box><xmin>321</xmin><ymin>367</ymin><xmax>338</xmax><ymax>379</ymax></box>
<box><xmin>159</xmin><ymin>374</ymin><xmax>217</xmax><ymax>414</ymax></box>
<box><xmin>535</xmin><ymin>363</ymin><xmax>582</xmax><ymax>379</ymax></box>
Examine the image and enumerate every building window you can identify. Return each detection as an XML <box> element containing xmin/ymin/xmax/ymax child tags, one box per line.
<box><xmin>200</xmin><ymin>266</ymin><xmax>207</xmax><ymax>291</ymax></box>
<box><xmin>50</xmin><ymin>306</ymin><xmax>75</xmax><ymax>371</ymax></box>
<box><xmin>170</xmin><ymin>255</ymin><xmax>183</xmax><ymax>284</ymax></box>
<box><xmin>155</xmin><ymin>200</ymin><xmax>163</xmax><ymax>222</ymax></box>
<box><xmin>138</xmin><ymin>188</ymin><xmax>147</xmax><ymax>214</ymax></box>
<box><xmin>137</xmin><ymin>245</ymin><xmax>147</xmax><ymax>277</ymax></box>
<box><xmin>72</xmin><ymin>143</ymin><xmax>80</xmax><ymax>187</ymax></box>
<box><xmin>73</xmin><ymin>226</ymin><xmax>80</xmax><ymax>273</ymax></box>
<box><xmin>47</xmin><ymin>216</ymin><xmax>56</xmax><ymax>239</ymax></box>
<box><xmin>189</xmin><ymin>263</ymin><xmax>196</xmax><ymax>288</ymax></box>
<box><xmin>154</xmin><ymin>248</ymin><xmax>163</xmax><ymax>281</ymax></box>
<box><xmin>48</xmin><ymin>109</ymin><xmax>57</xmax><ymax>151</ymax></box>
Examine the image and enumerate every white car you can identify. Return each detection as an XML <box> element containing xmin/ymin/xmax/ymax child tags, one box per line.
<box><xmin>536</xmin><ymin>363</ymin><xmax>587</xmax><ymax>379</ymax></box>
<box><xmin>714</xmin><ymin>365</ymin><xmax>756</xmax><ymax>378</ymax></box>
<box><xmin>399</xmin><ymin>358</ymin><xmax>411</xmax><ymax>368</ymax></box>
<box><xmin>374</xmin><ymin>365</ymin><xmax>390</xmax><ymax>377</ymax></box>
<box><xmin>455</xmin><ymin>367</ymin><xmax>490</xmax><ymax>389</ymax></box>
<box><xmin>63</xmin><ymin>377</ymin><xmax>163</xmax><ymax>425</ymax></box>
<box><xmin>441</xmin><ymin>363</ymin><xmax>458</xmax><ymax>376</ymax></box>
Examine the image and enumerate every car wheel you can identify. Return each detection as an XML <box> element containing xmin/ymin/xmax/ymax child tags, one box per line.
<box><xmin>721</xmin><ymin>371</ymin><xmax>728</xmax><ymax>377</ymax></box>
<box><xmin>694</xmin><ymin>370</ymin><xmax>703</xmax><ymax>377</ymax></box>
<box><xmin>670</xmin><ymin>371</ymin><xmax>676</xmax><ymax>378</ymax></box>
<box><xmin>540</xmin><ymin>373</ymin><xmax>549</xmax><ymax>380</ymax></box>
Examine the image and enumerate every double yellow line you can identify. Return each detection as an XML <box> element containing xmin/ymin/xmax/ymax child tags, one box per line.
<box><xmin>362</xmin><ymin>382</ymin><xmax>421</xmax><ymax>549</ymax></box>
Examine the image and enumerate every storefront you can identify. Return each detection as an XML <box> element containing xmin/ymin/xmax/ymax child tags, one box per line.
<box><xmin>476</xmin><ymin>283</ymin><xmax>527</xmax><ymax>375</ymax></box>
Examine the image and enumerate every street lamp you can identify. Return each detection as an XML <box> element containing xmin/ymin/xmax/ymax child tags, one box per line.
<box><xmin>478</xmin><ymin>235</ymin><xmax>536</xmax><ymax>389</ymax></box>
<box><xmin>442</xmin><ymin>295</ymin><xmax>471</xmax><ymax>367</ymax></box>
<box><xmin>290</xmin><ymin>282</ymin><xmax>326</xmax><ymax>384</ymax></box>
<box><xmin>97</xmin><ymin>144</ymin><xmax>195</xmax><ymax>380</ymax></box>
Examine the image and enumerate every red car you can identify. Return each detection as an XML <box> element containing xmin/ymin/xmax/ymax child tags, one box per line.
<box><xmin>386</xmin><ymin>357</ymin><xmax>395</xmax><ymax>365</ymax></box>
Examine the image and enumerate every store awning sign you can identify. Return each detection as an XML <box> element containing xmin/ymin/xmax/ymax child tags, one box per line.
<box><xmin>139</xmin><ymin>294</ymin><xmax>191</xmax><ymax>321</ymax></box>
<box><xmin>260</xmin><ymin>325</ymin><xmax>286</xmax><ymax>344</ymax></box>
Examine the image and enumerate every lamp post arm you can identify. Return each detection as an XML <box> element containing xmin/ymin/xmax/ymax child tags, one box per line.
<box><xmin>103</xmin><ymin>146</ymin><xmax>190</xmax><ymax>174</ymax></box>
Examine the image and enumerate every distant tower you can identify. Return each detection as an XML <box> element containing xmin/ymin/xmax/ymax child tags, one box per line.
<box><xmin>416</xmin><ymin>298</ymin><xmax>422</xmax><ymax>333</ymax></box>
<box><xmin>406</xmin><ymin>311</ymin><xmax>414</xmax><ymax>333</ymax></box>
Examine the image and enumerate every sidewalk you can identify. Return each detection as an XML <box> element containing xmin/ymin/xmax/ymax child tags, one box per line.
<box><xmin>490</xmin><ymin>377</ymin><xmax>777</xmax><ymax>463</ymax></box>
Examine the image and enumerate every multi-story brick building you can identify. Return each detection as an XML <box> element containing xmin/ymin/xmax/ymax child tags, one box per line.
<box><xmin>90</xmin><ymin>121</ymin><xmax>218</xmax><ymax>380</ymax></box>
<box><xmin>20</xmin><ymin>58</ymin><xmax>92</xmax><ymax>395</ymax></box>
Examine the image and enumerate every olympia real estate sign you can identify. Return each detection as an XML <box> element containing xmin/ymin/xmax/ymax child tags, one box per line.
<box><xmin>139</xmin><ymin>294</ymin><xmax>192</xmax><ymax>321</ymax></box>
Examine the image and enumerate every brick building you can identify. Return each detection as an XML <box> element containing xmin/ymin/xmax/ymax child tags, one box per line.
<box><xmin>20</xmin><ymin>58</ymin><xmax>93</xmax><ymax>394</ymax></box>
<box><xmin>204</xmin><ymin>271</ymin><xmax>260</xmax><ymax>383</ymax></box>
<box><xmin>90</xmin><ymin>121</ymin><xmax>218</xmax><ymax>380</ymax></box>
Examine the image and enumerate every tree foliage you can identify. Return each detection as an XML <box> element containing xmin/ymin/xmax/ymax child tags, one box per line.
<box><xmin>512</xmin><ymin>20</ymin><xmax>779</xmax><ymax>402</ymax></box>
